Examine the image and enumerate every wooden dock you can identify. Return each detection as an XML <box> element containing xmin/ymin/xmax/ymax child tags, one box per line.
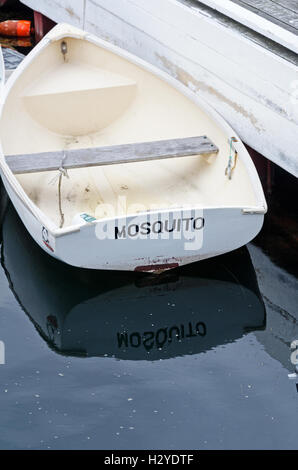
<box><xmin>231</xmin><ymin>0</ymin><xmax>298</xmax><ymax>34</ymax></box>
<box><xmin>2</xmin><ymin>47</ymin><xmax>24</xmax><ymax>80</ymax></box>
<box><xmin>19</xmin><ymin>0</ymin><xmax>298</xmax><ymax>177</ymax></box>
<box><xmin>201</xmin><ymin>0</ymin><xmax>298</xmax><ymax>52</ymax></box>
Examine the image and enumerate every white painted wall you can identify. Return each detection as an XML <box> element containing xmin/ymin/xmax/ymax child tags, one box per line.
<box><xmin>25</xmin><ymin>0</ymin><xmax>86</xmax><ymax>27</ymax></box>
<box><xmin>20</xmin><ymin>0</ymin><xmax>298</xmax><ymax>176</ymax></box>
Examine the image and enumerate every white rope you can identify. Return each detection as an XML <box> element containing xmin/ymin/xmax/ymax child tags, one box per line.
<box><xmin>48</xmin><ymin>151</ymin><xmax>69</xmax><ymax>228</ymax></box>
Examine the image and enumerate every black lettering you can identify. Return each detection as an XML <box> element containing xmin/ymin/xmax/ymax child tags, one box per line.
<box><xmin>117</xmin><ymin>332</ymin><xmax>128</xmax><ymax>348</ymax></box>
<box><xmin>130</xmin><ymin>332</ymin><xmax>141</xmax><ymax>348</ymax></box>
<box><xmin>186</xmin><ymin>322</ymin><xmax>197</xmax><ymax>338</ymax></box>
<box><xmin>140</xmin><ymin>221</ymin><xmax>151</xmax><ymax>235</ymax></box>
<box><xmin>196</xmin><ymin>322</ymin><xmax>207</xmax><ymax>336</ymax></box>
<box><xmin>193</xmin><ymin>217</ymin><xmax>205</xmax><ymax>230</ymax></box>
<box><xmin>115</xmin><ymin>226</ymin><xmax>126</xmax><ymax>240</ymax></box>
<box><xmin>156</xmin><ymin>328</ymin><xmax>168</xmax><ymax>348</ymax></box>
<box><xmin>182</xmin><ymin>217</ymin><xmax>193</xmax><ymax>231</ymax></box>
<box><xmin>168</xmin><ymin>326</ymin><xmax>181</xmax><ymax>342</ymax></box>
<box><xmin>143</xmin><ymin>331</ymin><xmax>155</xmax><ymax>351</ymax></box>
<box><xmin>165</xmin><ymin>219</ymin><xmax>176</xmax><ymax>233</ymax></box>
<box><xmin>128</xmin><ymin>224</ymin><xmax>139</xmax><ymax>237</ymax></box>
<box><xmin>152</xmin><ymin>220</ymin><xmax>163</xmax><ymax>234</ymax></box>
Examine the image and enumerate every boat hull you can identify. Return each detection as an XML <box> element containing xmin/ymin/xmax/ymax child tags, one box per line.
<box><xmin>1</xmin><ymin>170</ymin><xmax>263</xmax><ymax>271</ymax></box>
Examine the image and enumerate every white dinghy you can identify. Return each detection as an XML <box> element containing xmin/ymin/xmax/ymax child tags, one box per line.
<box><xmin>0</xmin><ymin>24</ymin><xmax>266</xmax><ymax>272</ymax></box>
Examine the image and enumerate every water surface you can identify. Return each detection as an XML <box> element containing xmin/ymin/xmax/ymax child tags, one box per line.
<box><xmin>0</xmin><ymin>198</ymin><xmax>297</xmax><ymax>450</ymax></box>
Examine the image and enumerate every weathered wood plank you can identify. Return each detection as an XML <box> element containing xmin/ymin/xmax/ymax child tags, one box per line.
<box><xmin>6</xmin><ymin>136</ymin><xmax>218</xmax><ymax>174</ymax></box>
<box><xmin>2</xmin><ymin>47</ymin><xmax>25</xmax><ymax>82</ymax></box>
<box><xmin>231</xmin><ymin>0</ymin><xmax>298</xmax><ymax>33</ymax></box>
<box><xmin>199</xmin><ymin>0</ymin><xmax>298</xmax><ymax>52</ymax></box>
<box><xmin>271</xmin><ymin>0</ymin><xmax>298</xmax><ymax>15</ymax></box>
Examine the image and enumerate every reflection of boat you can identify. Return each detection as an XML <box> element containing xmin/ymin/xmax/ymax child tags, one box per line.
<box><xmin>0</xmin><ymin>23</ymin><xmax>266</xmax><ymax>271</ymax></box>
<box><xmin>1</xmin><ymin>204</ymin><xmax>266</xmax><ymax>360</ymax></box>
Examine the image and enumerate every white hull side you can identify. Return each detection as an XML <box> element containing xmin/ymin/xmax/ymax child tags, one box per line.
<box><xmin>20</xmin><ymin>0</ymin><xmax>298</xmax><ymax>176</ymax></box>
<box><xmin>55</xmin><ymin>209</ymin><xmax>264</xmax><ymax>271</ymax></box>
<box><xmin>0</xmin><ymin>170</ymin><xmax>60</xmax><ymax>259</ymax></box>
<box><xmin>1</xmin><ymin>169</ymin><xmax>263</xmax><ymax>270</ymax></box>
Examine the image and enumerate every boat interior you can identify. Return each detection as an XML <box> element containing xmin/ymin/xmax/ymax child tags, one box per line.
<box><xmin>0</xmin><ymin>36</ymin><xmax>259</xmax><ymax>228</ymax></box>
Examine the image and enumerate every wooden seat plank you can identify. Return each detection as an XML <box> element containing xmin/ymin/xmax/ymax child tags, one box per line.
<box><xmin>5</xmin><ymin>136</ymin><xmax>219</xmax><ymax>175</ymax></box>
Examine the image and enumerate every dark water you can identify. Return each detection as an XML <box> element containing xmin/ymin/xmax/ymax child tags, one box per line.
<box><xmin>0</xmin><ymin>185</ymin><xmax>297</xmax><ymax>450</ymax></box>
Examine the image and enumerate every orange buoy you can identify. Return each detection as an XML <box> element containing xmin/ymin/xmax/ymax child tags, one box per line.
<box><xmin>0</xmin><ymin>20</ymin><xmax>32</xmax><ymax>37</ymax></box>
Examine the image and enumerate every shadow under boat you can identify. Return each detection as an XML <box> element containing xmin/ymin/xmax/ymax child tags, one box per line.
<box><xmin>1</xmin><ymin>204</ymin><xmax>266</xmax><ymax>360</ymax></box>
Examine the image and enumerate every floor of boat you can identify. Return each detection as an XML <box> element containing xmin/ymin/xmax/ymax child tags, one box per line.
<box><xmin>17</xmin><ymin>152</ymin><xmax>257</xmax><ymax>228</ymax></box>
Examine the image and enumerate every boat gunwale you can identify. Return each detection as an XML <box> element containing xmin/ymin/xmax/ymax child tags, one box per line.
<box><xmin>0</xmin><ymin>23</ymin><xmax>267</xmax><ymax>236</ymax></box>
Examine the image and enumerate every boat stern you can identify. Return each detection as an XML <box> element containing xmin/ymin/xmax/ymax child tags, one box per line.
<box><xmin>52</xmin><ymin>206</ymin><xmax>265</xmax><ymax>271</ymax></box>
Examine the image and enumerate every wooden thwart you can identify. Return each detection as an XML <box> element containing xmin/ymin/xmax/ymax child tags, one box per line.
<box><xmin>5</xmin><ymin>136</ymin><xmax>218</xmax><ymax>174</ymax></box>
